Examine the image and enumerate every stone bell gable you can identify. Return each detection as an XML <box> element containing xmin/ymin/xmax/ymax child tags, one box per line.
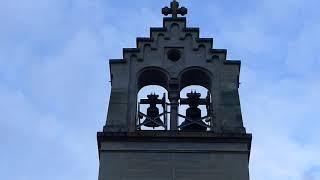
<box><xmin>105</xmin><ymin>16</ymin><xmax>244</xmax><ymax>133</ymax></box>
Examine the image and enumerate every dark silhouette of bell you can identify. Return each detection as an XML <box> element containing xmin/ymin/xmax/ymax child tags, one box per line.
<box><xmin>180</xmin><ymin>91</ymin><xmax>207</xmax><ymax>131</ymax></box>
<box><xmin>143</xmin><ymin>94</ymin><xmax>164</xmax><ymax>128</ymax></box>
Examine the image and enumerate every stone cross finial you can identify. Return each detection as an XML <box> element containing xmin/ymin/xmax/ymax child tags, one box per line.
<box><xmin>162</xmin><ymin>0</ymin><xmax>188</xmax><ymax>18</ymax></box>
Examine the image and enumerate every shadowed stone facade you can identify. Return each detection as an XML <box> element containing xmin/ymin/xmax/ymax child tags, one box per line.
<box><xmin>97</xmin><ymin>1</ymin><xmax>252</xmax><ymax>179</ymax></box>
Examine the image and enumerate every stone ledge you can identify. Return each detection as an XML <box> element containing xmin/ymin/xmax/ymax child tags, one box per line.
<box><xmin>97</xmin><ymin>131</ymin><xmax>252</xmax><ymax>150</ymax></box>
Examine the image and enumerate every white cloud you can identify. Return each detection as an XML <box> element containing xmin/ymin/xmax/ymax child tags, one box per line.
<box><xmin>240</xmin><ymin>67</ymin><xmax>320</xmax><ymax>180</ymax></box>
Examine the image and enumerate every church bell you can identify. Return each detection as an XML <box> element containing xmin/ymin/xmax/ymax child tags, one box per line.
<box><xmin>180</xmin><ymin>91</ymin><xmax>207</xmax><ymax>131</ymax></box>
<box><xmin>138</xmin><ymin>93</ymin><xmax>166</xmax><ymax>128</ymax></box>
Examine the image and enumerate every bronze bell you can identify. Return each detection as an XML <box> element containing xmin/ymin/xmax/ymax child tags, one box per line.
<box><xmin>143</xmin><ymin>94</ymin><xmax>164</xmax><ymax>128</ymax></box>
<box><xmin>180</xmin><ymin>91</ymin><xmax>207</xmax><ymax>131</ymax></box>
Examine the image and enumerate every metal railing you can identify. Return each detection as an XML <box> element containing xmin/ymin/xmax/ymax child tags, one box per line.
<box><xmin>177</xmin><ymin>114</ymin><xmax>214</xmax><ymax>130</ymax></box>
<box><xmin>136</xmin><ymin>91</ymin><xmax>215</xmax><ymax>131</ymax></box>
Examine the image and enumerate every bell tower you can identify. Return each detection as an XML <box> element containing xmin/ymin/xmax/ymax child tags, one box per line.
<box><xmin>97</xmin><ymin>1</ymin><xmax>252</xmax><ymax>179</ymax></box>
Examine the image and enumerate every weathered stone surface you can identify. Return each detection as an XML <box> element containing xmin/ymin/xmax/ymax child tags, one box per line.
<box><xmin>97</xmin><ymin>132</ymin><xmax>251</xmax><ymax>180</ymax></box>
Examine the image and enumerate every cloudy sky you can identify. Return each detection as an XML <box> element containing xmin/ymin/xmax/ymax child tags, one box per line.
<box><xmin>1</xmin><ymin>0</ymin><xmax>320</xmax><ymax>179</ymax></box>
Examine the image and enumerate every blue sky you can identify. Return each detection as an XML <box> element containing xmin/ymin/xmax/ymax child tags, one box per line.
<box><xmin>1</xmin><ymin>0</ymin><xmax>320</xmax><ymax>179</ymax></box>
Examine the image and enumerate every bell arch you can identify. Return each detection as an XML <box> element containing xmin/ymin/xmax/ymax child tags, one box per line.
<box><xmin>179</xmin><ymin>67</ymin><xmax>213</xmax><ymax>91</ymax></box>
<box><xmin>135</xmin><ymin>67</ymin><xmax>170</xmax><ymax>131</ymax></box>
<box><xmin>175</xmin><ymin>67</ymin><xmax>214</xmax><ymax>131</ymax></box>
<box><xmin>137</xmin><ymin>67</ymin><xmax>170</xmax><ymax>91</ymax></box>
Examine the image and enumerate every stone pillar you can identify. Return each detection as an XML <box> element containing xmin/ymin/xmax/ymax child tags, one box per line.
<box><xmin>169</xmin><ymin>98</ymin><xmax>179</xmax><ymax>130</ymax></box>
<box><xmin>168</xmin><ymin>79</ymin><xmax>179</xmax><ymax>131</ymax></box>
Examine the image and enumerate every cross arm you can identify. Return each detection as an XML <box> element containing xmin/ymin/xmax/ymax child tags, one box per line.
<box><xmin>162</xmin><ymin>6</ymin><xmax>172</xmax><ymax>16</ymax></box>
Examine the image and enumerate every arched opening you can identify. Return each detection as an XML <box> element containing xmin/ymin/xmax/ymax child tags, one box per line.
<box><xmin>137</xmin><ymin>85</ymin><xmax>170</xmax><ymax>130</ymax></box>
<box><xmin>177</xmin><ymin>68</ymin><xmax>213</xmax><ymax>131</ymax></box>
<box><xmin>136</xmin><ymin>68</ymin><xmax>170</xmax><ymax>131</ymax></box>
